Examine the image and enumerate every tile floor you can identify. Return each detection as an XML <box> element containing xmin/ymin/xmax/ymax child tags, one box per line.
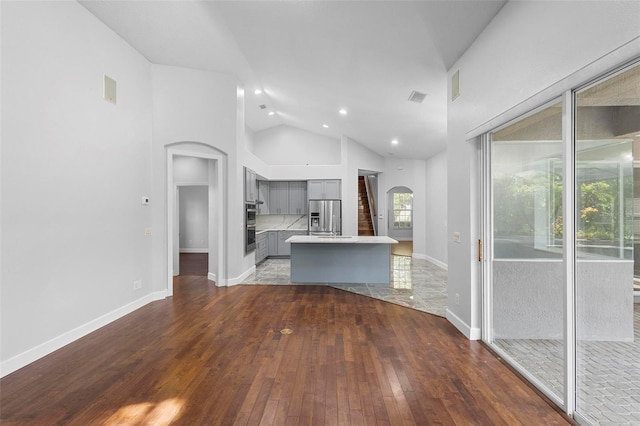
<box><xmin>241</xmin><ymin>254</ymin><xmax>448</xmax><ymax>317</ymax></box>
<box><xmin>495</xmin><ymin>304</ymin><xmax>640</xmax><ymax>425</ymax></box>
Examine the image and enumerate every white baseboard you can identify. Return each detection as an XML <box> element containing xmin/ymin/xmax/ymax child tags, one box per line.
<box><xmin>208</xmin><ymin>272</ymin><xmax>216</xmax><ymax>283</ymax></box>
<box><xmin>446</xmin><ymin>308</ymin><xmax>481</xmax><ymax>340</ymax></box>
<box><xmin>412</xmin><ymin>253</ymin><xmax>448</xmax><ymax>270</ymax></box>
<box><xmin>179</xmin><ymin>248</ymin><xmax>208</xmax><ymax>253</ymax></box>
<box><xmin>0</xmin><ymin>291</ymin><xmax>167</xmax><ymax>378</ymax></box>
<box><xmin>226</xmin><ymin>266</ymin><xmax>256</xmax><ymax>286</ymax></box>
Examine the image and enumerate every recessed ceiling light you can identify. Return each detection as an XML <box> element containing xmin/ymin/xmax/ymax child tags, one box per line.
<box><xmin>268</xmin><ymin>111</ymin><xmax>275</xmax><ymax>116</ymax></box>
<box><xmin>391</xmin><ymin>139</ymin><xmax>399</xmax><ymax>145</ymax></box>
<box><xmin>254</xmin><ymin>89</ymin><xmax>263</xmax><ymax>95</ymax></box>
<box><xmin>339</xmin><ymin>108</ymin><xmax>347</xmax><ymax>115</ymax></box>
<box><xmin>322</xmin><ymin>124</ymin><xmax>329</xmax><ymax>128</ymax></box>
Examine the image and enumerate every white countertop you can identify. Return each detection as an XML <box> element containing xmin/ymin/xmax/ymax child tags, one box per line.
<box><xmin>286</xmin><ymin>235</ymin><xmax>398</xmax><ymax>244</ymax></box>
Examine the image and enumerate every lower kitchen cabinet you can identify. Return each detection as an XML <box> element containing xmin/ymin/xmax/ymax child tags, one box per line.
<box><xmin>277</xmin><ymin>230</ymin><xmax>307</xmax><ymax>257</ymax></box>
<box><xmin>261</xmin><ymin>230</ymin><xmax>307</xmax><ymax>260</ymax></box>
<box><xmin>256</xmin><ymin>232</ymin><xmax>268</xmax><ymax>263</ymax></box>
<box><xmin>267</xmin><ymin>231</ymin><xmax>278</xmax><ymax>257</ymax></box>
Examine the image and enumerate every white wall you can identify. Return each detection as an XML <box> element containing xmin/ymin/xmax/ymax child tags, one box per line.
<box><xmin>424</xmin><ymin>151</ymin><xmax>447</xmax><ymax>267</ymax></box>
<box><xmin>151</xmin><ymin>65</ymin><xmax>254</xmax><ymax>286</ymax></box>
<box><xmin>1</xmin><ymin>1</ymin><xmax>153</xmax><ymax>374</ymax></box>
<box><xmin>253</xmin><ymin>125</ymin><xmax>341</xmax><ymax>165</ymax></box>
<box><xmin>179</xmin><ymin>186</ymin><xmax>208</xmax><ymax>252</ymax></box>
<box><xmin>173</xmin><ymin>155</ymin><xmax>211</xmax><ymax>254</ymax></box>
<box><xmin>173</xmin><ymin>156</ymin><xmax>209</xmax><ymax>184</ymax></box>
<box><xmin>446</xmin><ymin>1</ymin><xmax>640</xmax><ymax>339</ymax></box>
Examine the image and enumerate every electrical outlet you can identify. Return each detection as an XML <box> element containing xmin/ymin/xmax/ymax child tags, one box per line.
<box><xmin>455</xmin><ymin>293</ymin><xmax>460</xmax><ymax>305</ymax></box>
<box><xmin>133</xmin><ymin>280</ymin><xmax>142</xmax><ymax>290</ymax></box>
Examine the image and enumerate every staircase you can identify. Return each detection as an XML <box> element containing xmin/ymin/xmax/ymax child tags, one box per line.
<box><xmin>358</xmin><ymin>176</ymin><xmax>375</xmax><ymax>236</ymax></box>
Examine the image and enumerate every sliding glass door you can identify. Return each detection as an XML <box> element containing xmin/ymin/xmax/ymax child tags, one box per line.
<box><xmin>486</xmin><ymin>100</ymin><xmax>565</xmax><ymax>404</ymax></box>
<box><xmin>574</xmin><ymin>63</ymin><xmax>639</xmax><ymax>425</ymax></box>
<box><xmin>484</xmin><ymin>60</ymin><xmax>640</xmax><ymax>424</ymax></box>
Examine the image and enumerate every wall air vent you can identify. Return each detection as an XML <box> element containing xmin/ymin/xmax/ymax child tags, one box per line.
<box><xmin>259</xmin><ymin>104</ymin><xmax>267</xmax><ymax>109</ymax></box>
<box><xmin>408</xmin><ymin>91</ymin><xmax>426</xmax><ymax>103</ymax></box>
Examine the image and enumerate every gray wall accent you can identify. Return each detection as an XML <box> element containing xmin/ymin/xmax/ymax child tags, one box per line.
<box><xmin>493</xmin><ymin>260</ymin><xmax>633</xmax><ymax>341</ymax></box>
<box><xmin>290</xmin><ymin>243</ymin><xmax>391</xmax><ymax>284</ymax></box>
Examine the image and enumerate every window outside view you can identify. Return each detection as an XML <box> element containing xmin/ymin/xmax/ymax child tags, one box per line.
<box><xmin>487</xmin><ymin>62</ymin><xmax>640</xmax><ymax>424</ymax></box>
<box><xmin>393</xmin><ymin>193</ymin><xmax>412</xmax><ymax>229</ymax></box>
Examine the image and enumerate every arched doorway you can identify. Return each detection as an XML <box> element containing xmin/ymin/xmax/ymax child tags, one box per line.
<box><xmin>166</xmin><ymin>143</ymin><xmax>227</xmax><ymax>296</ymax></box>
<box><xmin>387</xmin><ymin>186</ymin><xmax>413</xmax><ymax>256</ymax></box>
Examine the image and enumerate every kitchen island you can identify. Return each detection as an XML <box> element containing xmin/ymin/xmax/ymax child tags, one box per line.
<box><xmin>286</xmin><ymin>235</ymin><xmax>398</xmax><ymax>284</ymax></box>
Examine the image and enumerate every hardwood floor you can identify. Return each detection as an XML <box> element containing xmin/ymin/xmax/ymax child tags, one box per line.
<box><xmin>0</xmin><ymin>277</ymin><xmax>570</xmax><ymax>425</ymax></box>
<box><xmin>179</xmin><ymin>253</ymin><xmax>208</xmax><ymax>276</ymax></box>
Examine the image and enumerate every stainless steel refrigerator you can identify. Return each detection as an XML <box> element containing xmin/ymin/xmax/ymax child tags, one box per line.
<box><xmin>308</xmin><ymin>199</ymin><xmax>342</xmax><ymax>236</ymax></box>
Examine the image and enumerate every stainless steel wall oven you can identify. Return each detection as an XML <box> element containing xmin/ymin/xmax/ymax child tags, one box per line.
<box><xmin>245</xmin><ymin>202</ymin><xmax>256</xmax><ymax>252</ymax></box>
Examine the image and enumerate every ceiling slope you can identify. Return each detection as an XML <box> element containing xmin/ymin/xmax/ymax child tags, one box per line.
<box><xmin>81</xmin><ymin>1</ymin><xmax>506</xmax><ymax>159</ymax></box>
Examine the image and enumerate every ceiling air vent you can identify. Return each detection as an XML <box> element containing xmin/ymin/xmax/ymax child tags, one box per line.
<box><xmin>259</xmin><ymin>104</ymin><xmax>267</xmax><ymax>109</ymax></box>
<box><xmin>408</xmin><ymin>91</ymin><xmax>426</xmax><ymax>103</ymax></box>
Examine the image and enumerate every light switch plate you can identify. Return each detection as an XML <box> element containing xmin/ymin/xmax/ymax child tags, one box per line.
<box><xmin>453</xmin><ymin>232</ymin><xmax>461</xmax><ymax>243</ymax></box>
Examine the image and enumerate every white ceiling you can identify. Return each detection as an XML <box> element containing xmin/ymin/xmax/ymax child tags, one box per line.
<box><xmin>80</xmin><ymin>0</ymin><xmax>506</xmax><ymax>160</ymax></box>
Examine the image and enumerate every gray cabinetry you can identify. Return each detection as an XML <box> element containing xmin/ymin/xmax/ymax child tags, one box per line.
<box><xmin>269</xmin><ymin>181</ymin><xmax>289</xmax><ymax>214</ymax></box>
<box><xmin>257</xmin><ymin>230</ymin><xmax>308</xmax><ymax>262</ymax></box>
<box><xmin>288</xmin><ymin>181</ymin><xmax>307</xmax><ymax>214</ymax></box>
<box><xmin>277</xmin><ymin>230</ymin><xmax>307</xmax><ymax>256</ymax></box>
<box><xmin>244</xmin><ymin>167</ymin><xmax>257</xmax><ymax>202</ymax></box>
<box><xmin>267</xmin><ymin>231</ymin><xmax>278</xmax><ymax>256</ymax></box>
<box><xmin>257</xmin><ymin>181</ymin><xmax>270</xmax><ymax>215</ymax></box>
<box><xmin>307</xmin><ymin>179</ymin><xmax>341</xmax><ymax>200</ymax></box>
<box><xmin>256</xmin><ymin>232</ymin><xmax>268</xmax><ymax>263</ymax></box>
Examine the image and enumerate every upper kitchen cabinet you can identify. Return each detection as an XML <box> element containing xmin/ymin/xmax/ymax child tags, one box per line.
<box><xmin>269</xmin><ymin>181</ymin><xmax>289</xmax><ymax>214</ymax></box>
<box><xmin>288</xmin><ymin>181</ymin><xmax>307</xmax><ymax>214</ymax></box>
<box><xmin>268</xmin><ymin>181</ymin><xmax>308</xmax><ymax>214</ymax></box>
<box><xmin>308</xmin><ymin>179</ymin><xmax>341</xmax><ymax>200</ymax></box>
<box><xmin>257</xmin><ymin>180</ymin><xmax>270</xmax><ymax>215</ymax></box>
<box><xmin>244</xmin><ymin>167</ymin><xmax>257</xmax><ymax>202</ymax></box>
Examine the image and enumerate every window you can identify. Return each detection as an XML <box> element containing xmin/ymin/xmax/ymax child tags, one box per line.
<box><xmin>392</xmin><ymin>192</ymin><xmax>412</xmax><ymax>229</ymax></box>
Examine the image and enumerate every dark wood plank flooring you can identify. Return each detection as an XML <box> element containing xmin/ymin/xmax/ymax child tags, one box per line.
<box><xmin>179</xmin><ymin>253</ymin><xmax>208</xmax><ymax>276</ymax></box>
<box><xmin>0</xmin><ymin>277</ymin><xmax>570</xmax><ymax>425</ymax></box>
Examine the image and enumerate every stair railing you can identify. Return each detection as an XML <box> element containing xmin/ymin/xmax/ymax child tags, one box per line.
<box><xmin>363</xmin><ymin>176</ymin><xmax>377</xmax><ymax>235</ymax></box>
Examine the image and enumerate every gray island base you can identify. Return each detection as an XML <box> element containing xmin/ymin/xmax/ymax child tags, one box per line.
<box><xmin>286</xmin><ymin>235</ymin><xmax>398</xmax><ymax>284</ymax></box>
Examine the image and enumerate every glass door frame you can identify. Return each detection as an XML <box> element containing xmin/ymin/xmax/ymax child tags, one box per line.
<box><xmin>480</xmin><ymin>97</ymin><xmax>571</xmax><ymax>412</ymax></box>
<box><xmin>481</xmin><ymin>58</ymin><xmax>640</xmax><ymax>422</ymax></box>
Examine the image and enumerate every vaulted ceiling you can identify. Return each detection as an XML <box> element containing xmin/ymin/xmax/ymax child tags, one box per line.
<box><xmin>81</xmin><ymin>1</ymin><xmax>506</xmax><ymax>159</ymax></box>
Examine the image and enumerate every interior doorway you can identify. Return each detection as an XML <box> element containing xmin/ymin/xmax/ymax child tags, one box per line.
<box><xmin>387</xmin><ymin>186</ymin><xmax>413</xmax><ymax>256</ymax></box>
<box><xmin>177</xmin><ymin>185</ymin><xmax>209</xmax><ymax>276</ymax></box>
<box><xmin>357</xmin><ymin>171</ymin><xmax>379</xmax><ymax>236</ymax></box>
<box><xmin>166</xmin><ymin>145</ymin><xmax>226</xmax><ymax>296</ymax></box>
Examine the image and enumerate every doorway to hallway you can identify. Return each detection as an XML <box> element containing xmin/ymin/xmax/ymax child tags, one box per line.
<box><xmin>179</xmin><ymin>253</ymin><xmax>208</xmax><ymax>276</ymax></box>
